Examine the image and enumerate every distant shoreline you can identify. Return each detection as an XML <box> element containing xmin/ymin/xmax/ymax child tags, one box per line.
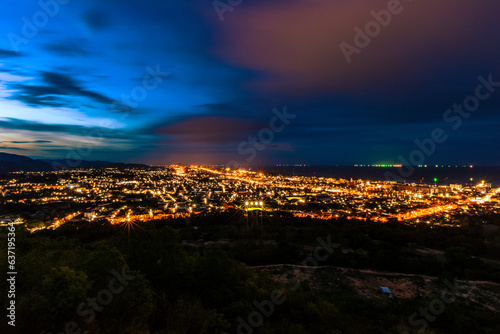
<box><xmin>259</xmin><ymin>165</ymin><xmax>500</xmax><ymax>187</ymax></box>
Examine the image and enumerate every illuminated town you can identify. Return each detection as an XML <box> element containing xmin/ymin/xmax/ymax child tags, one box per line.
<box><xmin>1</xmin><ymin>166</ymin><xmax>498</xmax><ymax>231</ymax></box>
<box><xmin>2</xmin><ymin>0</ymin><xmax>500</xmax><ymax>332</ymax></box>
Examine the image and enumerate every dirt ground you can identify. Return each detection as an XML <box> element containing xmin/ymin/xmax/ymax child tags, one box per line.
<box><xmin>253</xmin><ymin>264</ymin><xmax>500</xmax><ymax>312</ymax></box>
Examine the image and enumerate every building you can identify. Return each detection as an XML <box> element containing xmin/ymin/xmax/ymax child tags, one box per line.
<box><xmin>379</xmin><ymin>286</ymin><xmax>392</xmax><ymax>298</ymax></box>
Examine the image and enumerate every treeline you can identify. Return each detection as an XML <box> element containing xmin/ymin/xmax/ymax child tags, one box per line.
<box><xmin>179</xmin><ymin>212</ymin><xmax>500</xmax><ymax>282</ymax></box>
<box><xmin>1</xmin><ymin>214</ymin><xmax>499</xmax><ymax>333</ymax></box>
<box><xmin>0</xmin><ymin>226</ymin><xmax>339</xmax><ymax>333</ymax></box>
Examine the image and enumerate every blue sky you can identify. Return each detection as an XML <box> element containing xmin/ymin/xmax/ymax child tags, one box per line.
<box><xmin>1</xmin><ymin>0</ymin><xmax>500</xmax><ymax>166</ymax></box>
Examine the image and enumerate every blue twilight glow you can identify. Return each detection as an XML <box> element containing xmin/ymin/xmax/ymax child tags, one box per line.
<box><xmin>0</xmin><ymin>0</ymin><xmax>499</xmax><ymax>165</ymax></box>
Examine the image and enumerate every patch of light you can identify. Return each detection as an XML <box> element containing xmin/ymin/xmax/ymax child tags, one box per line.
<box><xmin>0</xmin><ymin>98</ymin><xmax>125</xmax><ymax>129</ymax></box>
<box><xmin>0</xmin><ymin>72</ymin><xmax>32</xmax><ymax>82</ymax></box>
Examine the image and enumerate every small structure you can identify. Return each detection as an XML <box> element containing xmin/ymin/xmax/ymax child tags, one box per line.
<box><xmin>243</xmin><ymin>200</ymin><xmax>264</xmax><ymax>211</ymax></box>
<box><xmin>379</xmin><ymin>286</ymin><xmax>393</xmax><ymax>298</ymax></box>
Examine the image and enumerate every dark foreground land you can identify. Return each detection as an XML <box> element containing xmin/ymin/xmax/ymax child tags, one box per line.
<box><xmin>1</xmin><ymin>212</ymin><xmax>500</xmax><ymax>333</ymax></box>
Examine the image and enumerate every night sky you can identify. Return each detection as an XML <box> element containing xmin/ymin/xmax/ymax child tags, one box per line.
<box><xmin>1</xmin><ymin>0</ymin><xmax>500</xmax><ymax>166</ymax></box>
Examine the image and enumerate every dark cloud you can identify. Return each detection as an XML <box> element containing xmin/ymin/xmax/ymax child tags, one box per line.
<box><xmin>42</xmin><ymin>71</ymin><xmax>113</xmax><ymax>104</ymax></box>
<box><xmin>195</xmin><ymin>100</ymin><xmax>273</xmax><ymax>118</ymax></box>
<box><xmin>0</xmin><ymin>147</ymin><xmax>27</xmax><ymax>150</ymax></box>
<box><xmin>9</xmin><ymin>84</ymin><xmax>67</xmax><ymax>108</ymax></box>
<box><xmin>214</xmin><ymin>0</ymin><xmax>500</xmax><ymax>97</ymax></box>
<box><xmin>0</xmin><ymin>118</ymin><xmax>109</xmax><ymax>136</ymax></box>
<box><xmin>6</xmin><ymin>140</ymin><xmax>53</xmax><ymax>144</ymax></box>
<box><xmin>82</xmin><ymin>9</ymin><xmax>111</xmax><ymax>31</ymax></box>
<box><xmin>42</xmin><ymin>40</ymin><xmax>90</xmax><ymax>57</ymax></box>
<box><xmin>0</xmin><ymin>49</ymin><xmax>21</xmax><ymax>57</ymax></box>
<box><xmin>155</xmin><ymin>115</ymin><xmax>263</xmax><ymax>144</ymax></box>
<box><xmin>0</xmin><ymin>118</ymin><xmax>158</xmax><ymax>147</ymax></box>
<box><xmin>9</xmin><ymin>71</ymin><xmax>115</xmax><ymax>108</ymax></box>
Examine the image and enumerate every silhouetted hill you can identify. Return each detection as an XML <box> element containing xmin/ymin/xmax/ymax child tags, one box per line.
<box><xmin>0</xmin><ymin>152</ymin><xmax>52</xmax><ymax>172</ymax></box>
<box><xmin>0</xmin><ymin>152</ymin><xmax>148</xmax><ymax>173</ymax></box>
<box><xmin>41</xmin><ymin>159</ymin><xmax>149</xmax><ymax>169</ymax></box>
<box><xmin>39</xmin><ymin>159</ymin><xmax>118</xmax><ymax>168</ymax></box>
<box><xmin>107</xmin><ymin>162</ymin><xmax>150</xmax><ymax>168</ymax></box>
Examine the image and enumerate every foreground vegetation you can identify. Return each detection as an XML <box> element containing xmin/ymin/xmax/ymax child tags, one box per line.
<box><xmin>1</xmin><ymin>213</ymin><xmax>500</xmax><ymax>333</ymax></box>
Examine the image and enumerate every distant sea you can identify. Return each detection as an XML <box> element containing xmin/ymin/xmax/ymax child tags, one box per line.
<box><xmin>260</xmin><ymin>166</ymin><xmax>500</xmax><ymax>187</ymax></box>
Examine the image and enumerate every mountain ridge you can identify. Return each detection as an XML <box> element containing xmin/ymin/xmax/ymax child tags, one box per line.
<box><xmin>0</xmin><ymin>152</ymin><xmax>148</xmax><ymax>173</ymax></box>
